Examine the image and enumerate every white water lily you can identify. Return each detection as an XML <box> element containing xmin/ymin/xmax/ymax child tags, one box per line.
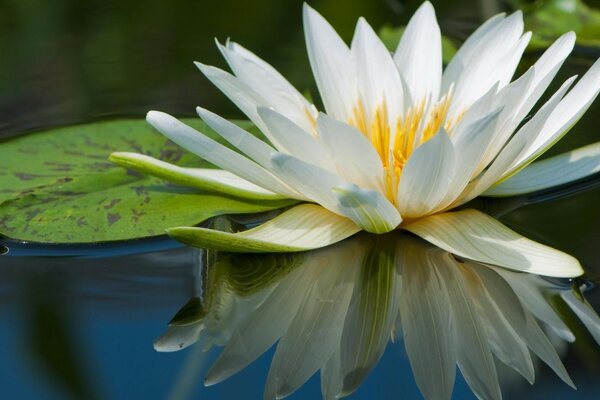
<box><xmin>155</xmin><ymin>233</ymin><xmax>600</xmax><ymax>400</ymax></box>
<box><xmin>111</xmin><ymin>2</ymin><xmax>600</xmax><ymax>277</ymax></box>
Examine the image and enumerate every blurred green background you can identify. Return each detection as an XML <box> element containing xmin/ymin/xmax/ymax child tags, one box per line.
<box><xmin>1</xmin><ymin>0</ymin><xmax>597</xmax><ymax>138</ymax></box>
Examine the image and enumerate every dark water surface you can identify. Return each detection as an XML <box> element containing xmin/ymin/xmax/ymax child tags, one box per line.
<box><xmin>1</xmin><ymin>0</ymin><xmax>599</xmax><ymax>398</ymax></box>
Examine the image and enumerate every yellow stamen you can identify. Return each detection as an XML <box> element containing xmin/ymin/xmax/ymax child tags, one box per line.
<box><xmin>348</xmin><ymin>95</ymin><xmax>454</xmax><ymax>205</ymax></box>
<box><xmin>303</xmin><ymin>106</ymin><xmax>318</xmax><ymax>135</ymax></box>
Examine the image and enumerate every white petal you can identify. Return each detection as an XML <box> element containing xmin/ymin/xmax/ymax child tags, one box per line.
<box><xmin>196</xmin><ymin>106</ymin><xmax>276</xmax><ymax>168</ymax></box>
<box><xmin>195</xmin><ymin>63</ymin><xmax>270</xmax><ymax>133</ymax></box>
<box><xmin>484</xmin><ymin>141</ymin><xmax>600</xmax><ymax>196</ymax></box>
<box><xmin>511</xmin><ymin>58</ymin><xmax>600</xmax><ymax>169</ymax></box>
<box><xmin>561</xmin><ymin>290</ymin><xmax>600</xmax><ymax>345</ymax></box>
<box><xmin>393</xmin><ymin>1</ymin><xmax>442</xmax><ymax>104</ymax></box>
<box><xmin>264</xmin><ymin>256</ymin><xmax>358</xmax><ymax>399</ymax></box>
<box><xmin>492</xmin><ymin>269</ymin><xmax>574</xmax><ymax>341</ymax></box>
<box><xmin>352</xmin><ymin>17</ymin><xmax>404</xmax><ymax>127</ymax></box>
<box><xmin>336</xmin><ymin>240</ymin><xmax>401</xmax><ymax>396</ymax></box>
<box><xmin>464</xmin><ymin>263</ymin><xmax>535</xmax><ymax>383</ymax></box>
<box><xmin>205</xmin><ymin>257</ymin><xmax>321</xmax><ymax>385</ymax></box>
<box><xmin>436</xmin><ymin>260</ymin><xmax>502</xmax><ymax>400</ymax></box>
<box><xmin>270</xmin><ymin>153</ymin><xmax>401</xmax><ymax>232</ymax></box>
<box><xmin>257</xmin><ymin>107</ymin><xmax>336</xmax><ymax>171</ymax></box>
<box><xmin>217</xmin><ymin>40</ymin><xmax>317</xmax><ymax>133</ymax></box>
<box><xmin>472</xmin><ymin>67</ymin><xmax>536</xmax><ymax>173</ymax></box>
<box><xmin>270</xmin><ymin>152</ymin><xmax>345</xmax><ymax>210</ymax></box>
<box><xmin>320</xmin><ymin>351</ymin><xmax>343</xmax><ymax>400</ymax></box>
<box><xmin>166</xmin><ymin>204</ymin><xmax>361</xmax><ymax>253</ymax></box>
<box><xmin>455</xmin><ymin>76</ymin><xmax>576</xmax><ymax>205</ymax></box>
<box><xmin>441</xmin><ymin>12</ymin><xmax>506</xmax><ymax>93</ymax></box>
<box><xmin>153</xmin><ymin>323</ymin><xmax>204</xmax><ymax>352</ymax></box>
<box><xmin>398</xmin><ymin>130</ymin><xmax>456</xmax><ymax>218</ymax></box>
<box><xmin>316</xmin><ymin>113</ymin><xmax>385</xmax><ymax>191</ymax></box>
<box><xmin>146</xmin><ymin>111</ymin><xmax>296</xmax><ymax>197</ymax></box>
<box><xmin>512</xmin><ymin>32</ymin><xmax>576</xmax><ymax>123</ymax></box>
<box><xmin>403</xmin><ymin>209</ymin><xmax>583</xmax><ymax>278</ymax></box>
<box><xmin>303</xmin><ymin>3</ymin><xmax>355</xmax><ymax>121</ymax></box>
<box><xmin>332</xmin><ymin>183</ymin><xmax>402</xmax><ymax>234</ymax></box>
<box><xmin>436</xmin><ymin>107</ymin><xmax>503</xmax><ymax>211</ymax></box>
<box><xmin>443</xmin><ymin>12</ymin><xmax>525</xmax><ymax>117</ymax></box>
<box><xmin>522</xmin><ymin>311</ymin><xmax>576</xmax><ymax>387</ymax></box>
<box><xmin>399</xmin><ymin>242</ymin><xmax>456</xmax><ymax>400</ymax></box>
<box><xmin>478</xmin><ymin>266</ymin><xmax>575</xmax><ymax>387</ymax></box>
<box><xmin>109</xmin><ymin>152</ymin><xmax>285</xmax><ymax>200</ymax></box>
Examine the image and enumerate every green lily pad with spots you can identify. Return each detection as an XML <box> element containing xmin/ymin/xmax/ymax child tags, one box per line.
<box><xmin>0</xmin><ymin>119</ymin><xmax>294</xmax><ymax>243</ymax></box>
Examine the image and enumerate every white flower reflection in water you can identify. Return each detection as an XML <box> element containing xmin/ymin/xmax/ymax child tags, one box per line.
<box><xmin>155</xmin><ymin>233</ymin><xmax>600</xmax><ymax>400</ymax></box>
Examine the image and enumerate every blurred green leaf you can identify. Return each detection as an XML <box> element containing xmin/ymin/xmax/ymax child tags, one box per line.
<box><xmin>0</xmin><ymin>119</ymin><xmax>293</xmax><ymax>243</ymax></box>
<box><xmin>520</xmin><ymin>0</ymin><xmax>600</xmax><ymax>49</ymax></box>
<box><xmin>378</xmin><ymin>24</ymin><xmax>458</xmax><ymax>64</ymax></box>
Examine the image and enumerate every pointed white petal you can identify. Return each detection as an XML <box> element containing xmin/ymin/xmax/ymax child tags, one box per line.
<box><xmin>477</xmin><ymin>266</ymin><xmax>575</xmax><ymax>387</ymax></box>
<box><xmin>154</xmin><ymin>323</ymin><xmax>204</xmax><ymax>352</ymax></box>
<box><xmin>205</xmin><ymin>258</ymin><xmax>321</xmax><ymax>385</ymax></box>
<box><xmin>511</xmin><ymin>58</ymin><xmax>600</xmax><ymax>169</ymax></box>
<box><xmin>472</xmin><ymin>67</ymin><xmax>536</xmax><ymax>173</ymax></box>
<box><xmin>436</xmin><ymin>108</ymin><xmax>503</xmax><ymax>210</ymax></box>
<box><xmin>561</xmin><ymin>290</ymin><xmax>600</xmax><ymax>345</ymax></box>
<box><xmin>352</xmin><ymin>17</ymin><xmax>403</xmax><ymax>127</ymax></box>
<box><xmin>195</xmin><ymin>63</ymin><xmax>270</xmax><ymax>133</ymax></box>
<box><xmin>454</xmin><ymin>77</ymin><xmax>576</xmax><ymax>205</ymax></box>
<box><xmin>492</xmin><ymin>269</ymin><xmax>575</xmax><ymax>341</ymax></box>
<box><xmin>196</xmin><ymin>106</ymin><xmax>276</xmax><ymax>168</ymax></box>
<box><xmin>110</xmin><ymin>152</ymin><xmax>286</xmax><ymax>200</ymax></box>
<box><xmin>436</xmin><ymin>260</ymin><xmax>502</xmax><ymax>400</ymax></box>
<box><xmin>320</xmin><ymin>351</ymin><xmax>343</xmax><ymax>400</ymax></box>
<box><xmin>464</xmin><ymin>263</ymin><xmax>535</xmax><ymax>383</ymax></box>
<box><xmin>217</xmin><ymin>40</ymin><xmax>316</xmax><ymax>133</ymax></box>
<box><xmin>441</xmin><ymin>12</ymin><xmax>506</xmax><ymax>93</ymax></box>
<box><xmin>443</xmin><ymin>12</ymin><xmax>524</xmax><ymax>117</ymax></box>
<box><xmin>512</xmin><ymin>32</ymin><xmax>576</xmax><ymax>123</ymax></box>
<box><xmin>484</xmin><ymin>141</ymin><xmax>600</xmax><ymax>196</ymax></box>
<box><xmin>399</xmin><ymin>243</ymin><xmax>456</xmax><ymax>400</ymax></box>
<box><xmin>303</xmin><ymin>3</ymin><xmax>355</xmax><ymax>121</ymax></box>
<box><xmin>394</xmin><ymin>1</ymin><xmax>442</xmax><ymax>104</ymax></box>
<box><xmin>257</xmin><ymin>107</ymin><xmax>335</xmax><ymax>171</ymax></box>
<box><xmin>264</xmin><ymin>257</ymin><xmax>358</xmax><ymax>399</ymax></box>
<box><xmin>403</xmin><ymin>209</ymin><xmax>583</xmax><ymax>278</ymax></box>
<box><xmin>337</xmin><ymin>241</ymin><xmax>401</xmax><ymax>396</ymax></box>
<box><xmin>316</xmin><ymin>113</ymin><xmax>385</xmax><ymax>190</ymax></box>
<box><xmin>398</xmin><ymin>130</ymin><xmax>456</xmax><ymax>218</ymax></box>
<box><xmin>146</xmin><ymin>111</ymin><xmax>297</xmax><ymax>197</ymax></box>
<box><xmin>270</xmin><ymin>152</ymin><xmax>345</xmax><ymax>209</ymax></box>
<box><xmin>167</xmin><ymin>204</ymin><xmax>360</xmax><ymax>252</ymax></box>
<box><xmin>523</xmin><ymin>311</ymin><xmax>576</xmax><ymax>388</ymax></box>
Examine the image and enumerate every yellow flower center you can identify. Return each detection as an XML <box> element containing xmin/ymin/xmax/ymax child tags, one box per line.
<box><xmin>348</xmin><ymin>95</ymin><xmax>455</xmax><ymax>204</ymax></box>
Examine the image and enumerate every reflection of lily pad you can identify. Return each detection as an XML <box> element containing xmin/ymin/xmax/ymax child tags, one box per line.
<box><xmin>378</xmin><ymin>24</ymin><xmax>457</xmax><ymax>64</ymax></box>
<box><xmin>0</xmin><ymin>119</ymin><xmax>293</xmax><ymax>243</ymax></box>
<box><xmin>521</xmin><ymin>0</ymin><xmax>600</xmax><ymax>49</ymax></box>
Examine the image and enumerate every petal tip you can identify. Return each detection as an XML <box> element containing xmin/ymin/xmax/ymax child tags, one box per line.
<box><xmin>146</xmin><ymin>110</ymin><xmax>168</xmax><ymax>126</ymax></box>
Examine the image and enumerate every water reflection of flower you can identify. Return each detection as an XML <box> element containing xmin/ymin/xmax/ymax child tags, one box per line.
<box><xmin>155</xmin><ymin>233</ymin><xmax>600</xmax><ymax>400</ymax></box>
<box><xmin>111</xmin><ymin>2</ymin><xmax>600</xmax><ymax>279</ymax></box>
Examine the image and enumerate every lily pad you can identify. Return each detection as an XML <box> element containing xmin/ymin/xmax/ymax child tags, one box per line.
<box><xmin>0</xmin><ymin>119</ymin><xmax>294</xmax><ymax>243</ymax></box>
